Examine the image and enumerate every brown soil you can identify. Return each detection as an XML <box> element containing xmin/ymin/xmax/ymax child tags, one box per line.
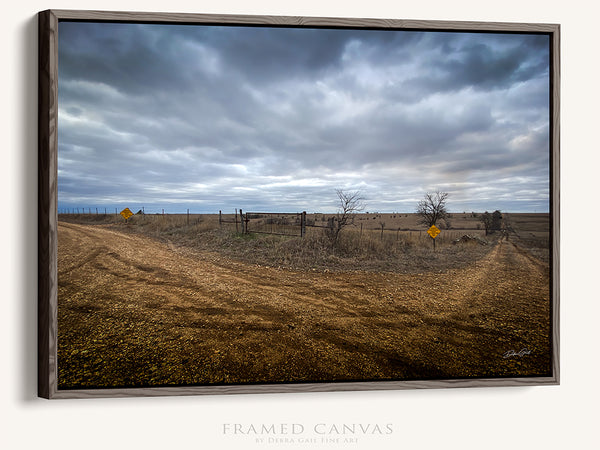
<box><xmin>57</xmin><ymin>222</ymin><xmax>552</xmax><ymax>389</ymax></box>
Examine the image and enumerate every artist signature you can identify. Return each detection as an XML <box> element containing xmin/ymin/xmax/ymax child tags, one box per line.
<box><xmin>503</xmin><ymin>348</ymin><xmax>532</xmax><ymax>359</ymax></box>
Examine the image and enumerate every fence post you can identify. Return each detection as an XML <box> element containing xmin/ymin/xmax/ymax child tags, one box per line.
<box><xmin>301</xmin><ymin>211</ymin><xmax>306</xmax><ymax>237</ymax></box>
<box><xmin>239</xmin><ymin>209</ymin><xmax>244</xmax><ymax>233</ymax></box>
<box><xmin>219</xmin><ymin>210</ymin><xmax>222</xmax><ymax>226</ymax></box>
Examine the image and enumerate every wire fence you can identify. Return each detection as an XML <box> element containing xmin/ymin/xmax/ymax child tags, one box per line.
<box><xmin>59</xmin><ymin>207</ymin><xmax>493</xmax><ymax>245</ymax></box>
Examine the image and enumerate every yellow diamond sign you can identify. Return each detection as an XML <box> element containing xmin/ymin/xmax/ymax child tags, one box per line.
<box><xmin>427</xmin><ymin>224</ymin><xmax>441</xmax><ymax>239</ymax></box>
<box><xmin>120</xmin><ymin>207</ymin><xmax>134</xmax><ymax>220</ymax></box>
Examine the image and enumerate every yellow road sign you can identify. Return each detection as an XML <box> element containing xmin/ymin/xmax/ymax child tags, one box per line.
<box><xmin>427</xmin><ymin>224</ymin><xmax>441</xmax><ymax>239</ymax></box>
<box><xmin>120</xmin><ymin>207</ymin><xmax>134</xmax><ymax>220</ymax></box>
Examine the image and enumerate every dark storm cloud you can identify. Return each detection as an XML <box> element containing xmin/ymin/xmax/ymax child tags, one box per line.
<box><xmin>59</xmin><ymin>22</ymin><xmax>213</xmax><ymax>95</ymax></box>
<box><xmin>424</xmin><ymin>34</ymin><xmax>549</xmax><ymax>92</ymax></box>
<box><xmin>57</xmin><ymin>22</ymin><xmax>550</xmax><ymax>213</ymax></box>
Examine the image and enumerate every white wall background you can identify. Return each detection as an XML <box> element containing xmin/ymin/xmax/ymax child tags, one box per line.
<box><xmin>2</xmin><ymin>1</ymin><xmax>597</xmax><ymax>449</ymax></box>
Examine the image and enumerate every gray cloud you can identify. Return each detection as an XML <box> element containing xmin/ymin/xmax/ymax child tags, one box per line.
<box><xmin>57</xmin><ymin>22</ymin><xmax>551</xmax><ymax>214</ymax></box>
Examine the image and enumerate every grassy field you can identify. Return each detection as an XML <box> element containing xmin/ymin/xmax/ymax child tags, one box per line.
<box><xmin>58</xmin><ymin>211</ymin><xmax>549</xmax><ymax>273</ymax></box>
<box><xmin>503</xmin><ymin>213</ymin><xmax>551</xmax><ymax>263</ymax></box>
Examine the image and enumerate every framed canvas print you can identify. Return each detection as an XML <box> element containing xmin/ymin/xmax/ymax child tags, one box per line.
<box><xmin>38</xmin><ymin>9</ymin><xmax>560</xmax><ymax>399</ymax></box>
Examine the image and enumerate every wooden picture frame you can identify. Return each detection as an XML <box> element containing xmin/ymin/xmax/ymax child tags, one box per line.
<box><xmin>38</xmin><ymin>9</ymin><xmax>560</xmax><ymax>399</ymax></box>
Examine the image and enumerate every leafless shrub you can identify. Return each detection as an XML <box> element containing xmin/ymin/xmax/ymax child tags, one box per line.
<box><xmin>325</xmin><ymin>189</ymin><xmax>365</xmax><ymax>247</ymax></box>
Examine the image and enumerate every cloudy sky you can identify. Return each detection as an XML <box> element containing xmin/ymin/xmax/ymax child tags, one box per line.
<box><xmin>57</xmin><ymin>21</ymin><xmax>550</xmax><ymax>214</ymax></box>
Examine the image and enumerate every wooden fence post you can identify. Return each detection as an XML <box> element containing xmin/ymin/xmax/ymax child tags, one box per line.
<box><xmin>239</xmin><ymin>209</ymin><xmax>244</xmax><ymax>233</ymax></box>
<box><xmin>219</xmin><ymin>210</ymin><xmax>222</xmax><ymax>226</ymax></box>
<box><xmin>301</xmin><ymin>211</ymin><xmax>306</xmax><ymax>237</ymax></box>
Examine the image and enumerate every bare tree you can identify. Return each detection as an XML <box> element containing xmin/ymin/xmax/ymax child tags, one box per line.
<box><xmin>326</xmin><ymin>189</ymin><xmax>365</xmax><ymax>246</ymax></box>
<box><xmin>416</xmin><ymin>191</ymin><xmax>449</xmax><ymax>228</ymax></box>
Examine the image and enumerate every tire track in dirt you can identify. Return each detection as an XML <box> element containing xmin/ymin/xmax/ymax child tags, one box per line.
<box><xmin>57</xmin><ymin>222</ymin><xmax>552</xmax><ymax>388</ymax></box>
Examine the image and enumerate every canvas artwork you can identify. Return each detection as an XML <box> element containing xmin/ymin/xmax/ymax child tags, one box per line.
<box><xmin>39</xmin><ymin>10</ymin><xmax>559</xmax><ymax>398</ymax></box>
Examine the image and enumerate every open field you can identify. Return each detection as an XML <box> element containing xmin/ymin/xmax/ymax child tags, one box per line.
<box><xmin>56</xmin><ymin>212</ymin><xmax>552</xmax><ymax>389</ymax></box>
<box><xmin>58</xmin><ymin>211</ymin><xmax>549</xmax><ymax>270</ymax></box>
<box><xmin>503</xmin><ymin>213</ymin><xmax>551</xmax><ymax>264</ymax></box>
<box><xmin>58</xmin><ymin>212</ymin><xmax>494</xmax><ymax>274</ymax></box>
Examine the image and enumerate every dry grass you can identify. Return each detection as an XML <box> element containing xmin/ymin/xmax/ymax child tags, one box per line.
<box><xmin>59</xmin><ymin>211</ymin><xmax>549</xmax><ymax>272</ymax></box>
<box><xmin>503</xmin><ymin>213</ymin><xmax>551</xmax><ymax>264</ymax></box>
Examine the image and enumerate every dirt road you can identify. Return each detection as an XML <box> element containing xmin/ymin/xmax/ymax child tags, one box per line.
<box><xmin>57</xmin><ymin>222</ymin><xmax>552</xmax><ymax>389</ymax></box>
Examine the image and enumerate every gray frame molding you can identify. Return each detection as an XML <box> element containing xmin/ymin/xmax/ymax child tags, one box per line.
<box><xmin>38</xmin><ymin>9</ymin><xmax>560</xmax><ymax>399</ymax></box>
